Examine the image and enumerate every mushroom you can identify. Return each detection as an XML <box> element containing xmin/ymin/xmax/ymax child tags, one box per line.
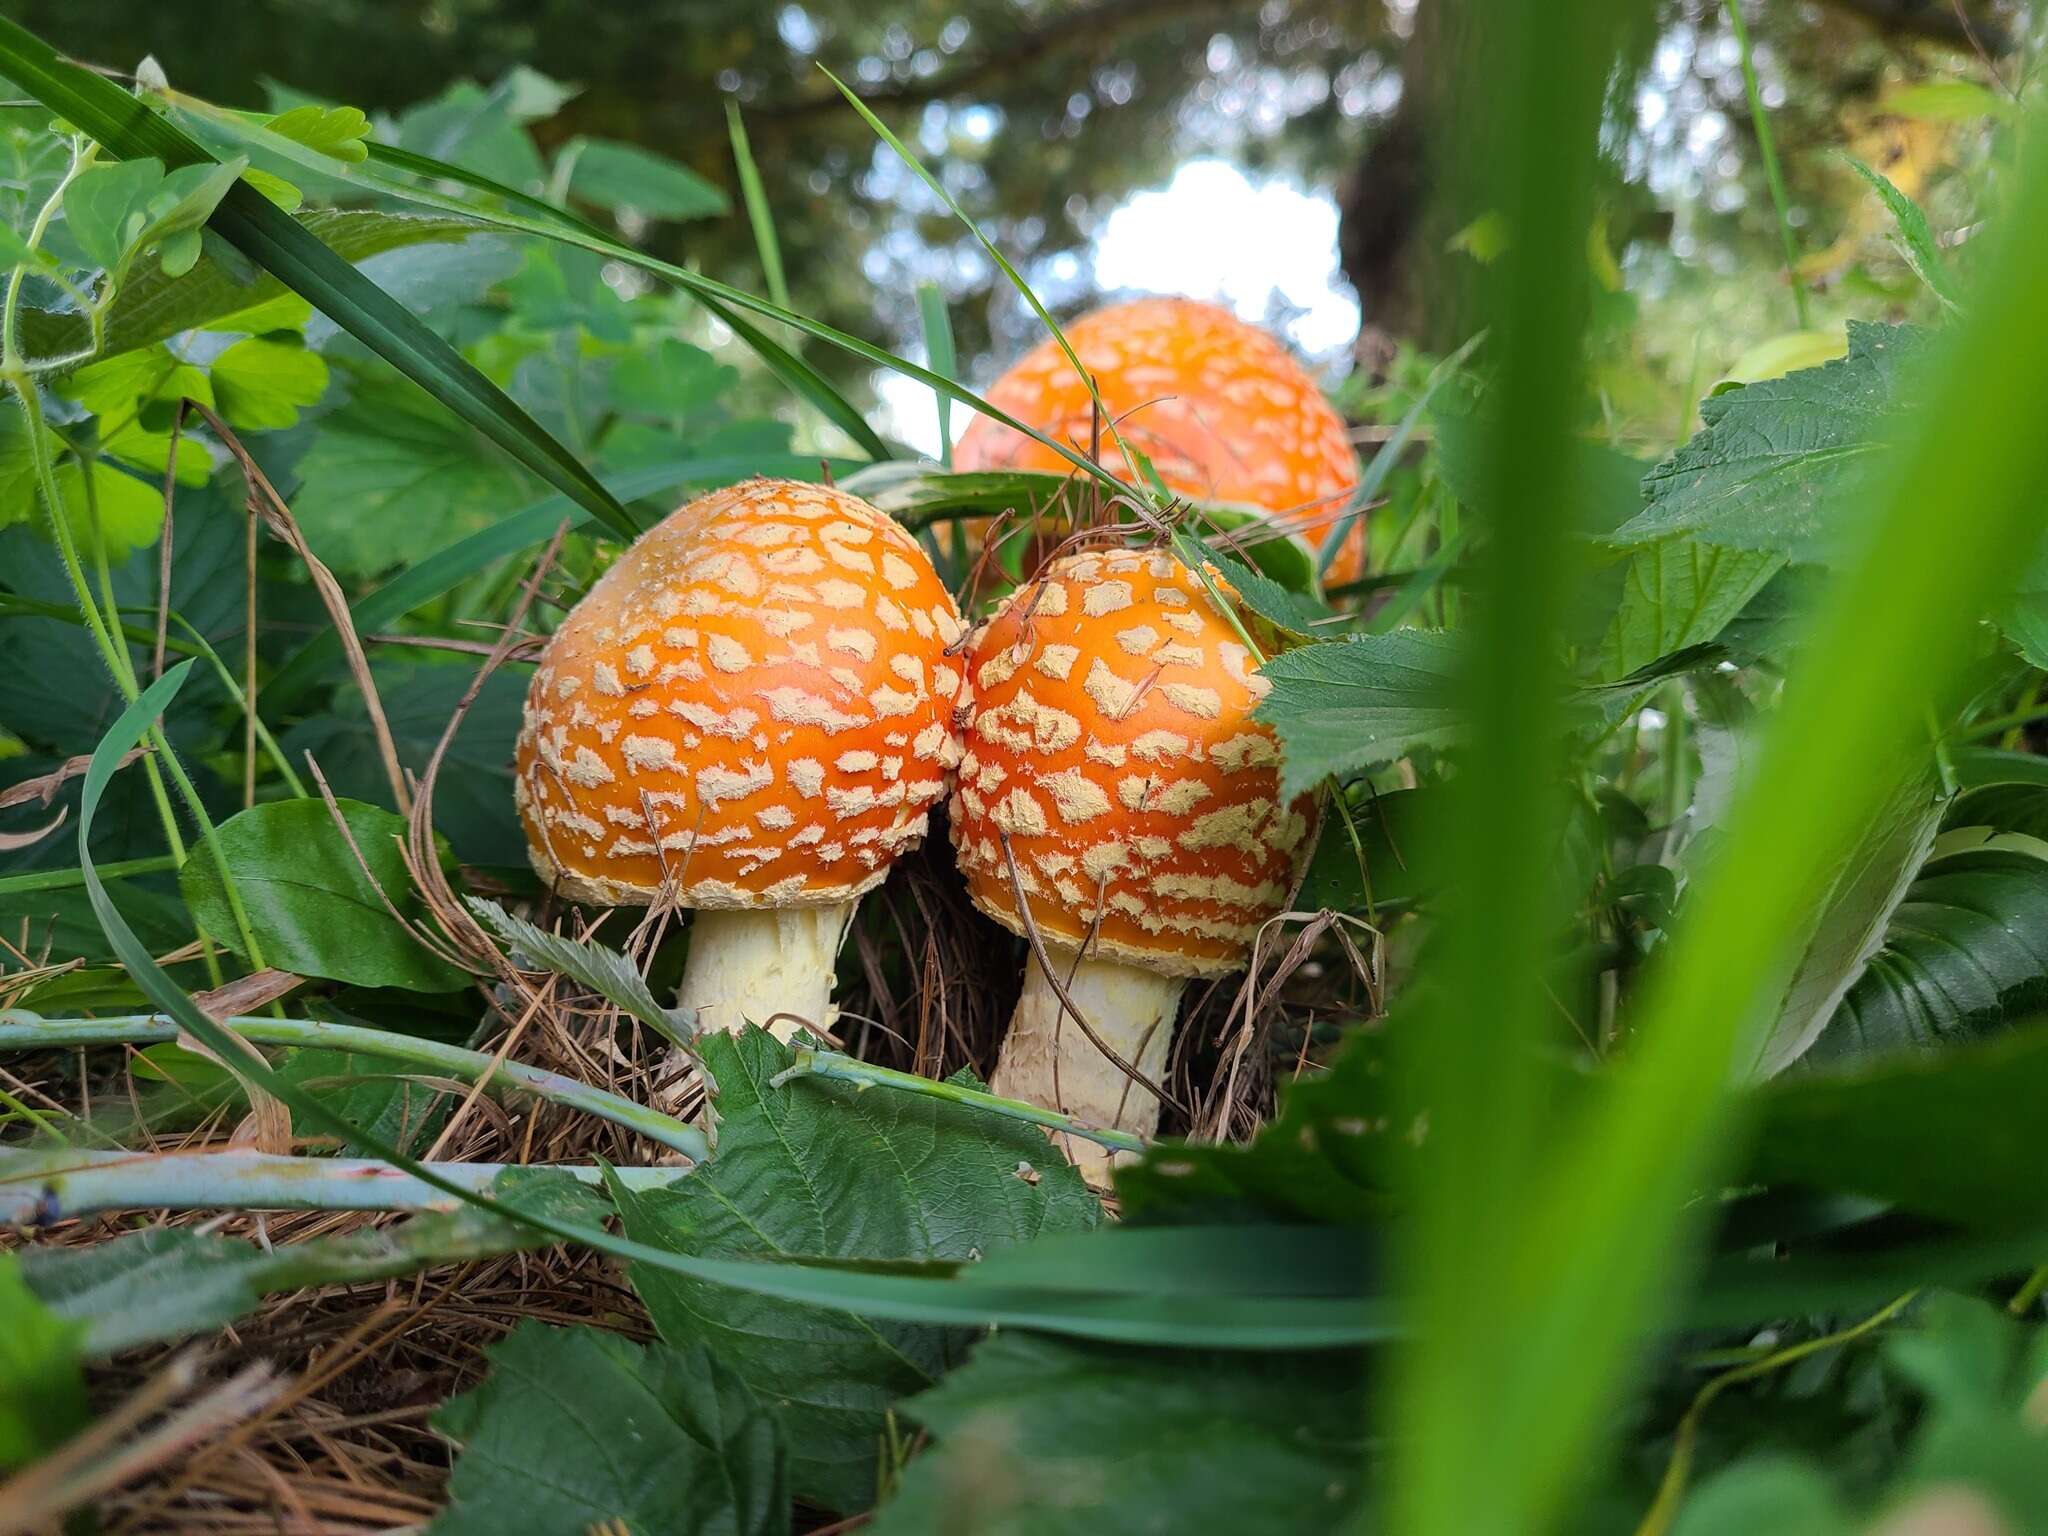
<box><xmin>514</xmin><ymin>478</ymin><xmax>966</xmax><ymax>1041</ymax></box>
<box><xmin>956</xmin><ymin>297</ymin><xmax>1364</xmax><ymax>581</ymax></box>
<box><xmin>949</xmin><ymin>546</ymin><xmax>1317</xmax><ymax>1180</ymax></box>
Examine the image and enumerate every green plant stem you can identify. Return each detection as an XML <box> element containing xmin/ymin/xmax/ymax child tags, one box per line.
<box><xmin>770</xmin><ymin>1047</ymin><xmax>1148</xmax><ymax>1154</ymax></box>
<box><xmin>1722</xmin><ymin>0</ymin><xmax>1811</xmax><ymax>329</ymax></box>
<box><xmin>0</xmin><ymin>1145</ymin><xmax>685</xmax><ymax>1223</ymax></box>
<box><xmin>0</xmin><ymin>1011</ymin><xmax>709</xmax><ymax>1161</ymax></box>
<box><xmin>0</xmin><ymin>855</ymin><xmax>178</xmax><ymax>895</ymax></box>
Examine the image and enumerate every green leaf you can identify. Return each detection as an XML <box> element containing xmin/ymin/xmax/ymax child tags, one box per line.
<box><xmin>178</xmin><ymin>797</ymin><xmax>468</xmax><ymax>992</ymax></box>
<box><xmin>1295</xmin><ymin>785</ymin><xmax>1435</xmax><ymax>914</ymax></box>
<box><xmin>430</xmin><ymin>1323</ymin><xmax>788</xmax><ymax>1536</ymax></box>
<box><xmin>1171</xmin><ymin>527</ymin><xmax>1332</xmax><ymax>637</ymax></box>
<box><xmin>62</xmin><ymin>156</ymin><xmax>164</xmax><ymax>270</ymax></box>
<box><xmin>1745</xmin><ymin>1025</ymin><xmax>2048</xmax><ymax>1229</ymax></box>
<box><xmin>264</xmin><ymin>103</ymin><xmax>370</xmax><ymax>162</ymax></box>
<box><xmin>208</xmin><ymin>334</ymin><xmax>327</xmax><ymax>429</ymax></box>
<box><xmin>1595</xmin><ymin>539</ymin><xmax>1784</xmax><ymax>682</ymax></box>
<box><xmin>1843</xmin><ymin>155</ymin><xmax>1963</xmax><ymax>311</ymax></box>
<box><xmin>564</xmin><ymin>137</ymin><xmax>728</xmax><ymax>221</ymax></box>
<box><xmin>467</xmin><ymin>896</ymin><xmax>690</xmax><ymax>1044</ymax></box>
<box><xmin>1671</xmin><ymin>1461</ymin><xmax>1853</xmax><ymax>1536</ymax></box>
<box><xmin>1255</xmin><ymin>631</ymin><xmax>1464</xmax><ymax>798</ymax></box>
<box><xmin>51</xmin><ymin>457</ymin><xmax>165</xmax><ymax>559</ymax></box>
<box><xmin>1737</xmin><ymin>754</ymin><xmax>1947</xmax><ymax>1076</ymax></box>
<box><xmin>15</xmin><ymin>210</ymin><xmax>482</xmax><ymax>363</ymax></box>
<box><xmin>1882</xmin><ymin>79</ymin><xmax>2017</xmax><ymax>123</ymax></box>
<box><xmin>866</xmin><ymin>1333</ymin><xmax>1367</xmax><ymax>1536</ymax></box>
<box><xmin>20</xmin><ymin>1171</ymin><xmax>608</xmax><ymax>1356</ymax></box>
<box><xmin>0</xmin><ymin>1251</ymin><xmax>88</xmax><ymax>1474</ymax></box>
<box><xmin>1803</xmin><ymin>849</ymin><xmax>2048</xmax><ymax>1066</ymax></box>
<box><xmin>1609</xmin><ymin>322</ymin><xmax>1930</xmax><ymax>566</ymax></box>
<box><xmin>610</xmin><ymin>1028</ymin><xmax>1101</xmax><ymax>1513</ymax></box>
<box><xmin>288</xmin><ymin>372</ymin><xmax>533</xmax><ymax>577</ymax></box>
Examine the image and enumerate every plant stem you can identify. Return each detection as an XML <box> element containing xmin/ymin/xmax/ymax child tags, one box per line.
<box><xmin>0</xmin><ymin>855</ymin><xmax>178</xmax><ymax>895</ymax></box>
<box><xmin>770</xmin><ymin>1046</ymin><xmax>1148</xmax><ymax>1154</ymax></box>
<box><xmin>0</xmin><ymin>1145</ymin><xmax>685</xmax><ymax>1223</ymax></box>
<box><xmin>0</xmin><ymin>1012</ymin><xmax>709</xmax><ymax>1161</ymax></box>
<box><xmin>1722</xmin><ymin>0</ymin><xmax>1810</xmax><ymax>329</ymax></box>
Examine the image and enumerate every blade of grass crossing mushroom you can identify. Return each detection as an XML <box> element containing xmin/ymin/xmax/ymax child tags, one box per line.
<box><xmin>0</xmin><ymin>18</ymin><xmax>641</xmax><ymax>545</ymax></box>
<box><xmin>70</xmin><ymin>665</ymin><xmax>1379</xmax><ymax>1350</ymax></box>
<box><xmin>820</xmin><ymin>67</ymin><xmax>1156</xmax><ymax>506</ymax></box>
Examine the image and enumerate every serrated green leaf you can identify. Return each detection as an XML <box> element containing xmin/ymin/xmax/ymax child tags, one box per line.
<box><xmin>19</xmin><ymin>1171</ymin><xmax>607</xmax><ymax>1356</ymax></box>
<box><xmin>611</xmin><ymin>1028</ymin><xmax>1100</xmax><ymax>1513</ymax></box>
<box><xmin>430</xmin><ymin>1323</ymin><xmax>788</xmax><ymax>1536</ymax></box>
<box><xmin>1255</xmin><ymin>631</ymin><xmax>1465</xmax><ymax>798</ymax></box>
<box><xmin>1171</xmin><ymin>527</ymin><xmax>1331</xmax><ymax>637</ymax></box>
<box><xmin>1595</xmin><ymin>539</ymin><xmax>1784</xmax><ymax>682</ymax></box>
<box><xmin>62</xmin><ymin>156</ymin><xmax>163</xmax><ymax>270</ymax></box>
<box><xmin>179</xmin><ymin>796</ymin><xmax>468</xmax><ymax>992</ymax></box>
<box><xmin>467</xmin><ymin>895</ymin><xmax>689</xmax><ymax>1045</ymax></box>
<box><xmin>1609</xmin><ymin>323</ymin><xmax>1935</xmax><ymax>567</ymax></box>
<box><xmin>565</xmin><ymin>137</ymin><xmax>728</xmax><ymax>221</ymax></box>
<box><xmin>866</xmin><ymin>1332</ymin><xmax>1367</xmax><ymax>1536</ymax></box>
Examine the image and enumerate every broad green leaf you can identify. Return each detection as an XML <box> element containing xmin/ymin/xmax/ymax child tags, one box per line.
<box><xmin>178</xmin><ymin>797</ymin><xmax>468</xmax><ymax>992</ymax></box>
<box><xmin>288</xmin><ymin>372</ymin><xmax>532</xmax><ymax>576</ymax></box>
<box><xmin>279</xmin><ymin>663</ymin><xmax>526</xmax><ymax>866</ymax></box>
<box><xmin>1843</xmin><ymin>156</ymin><xmax>1963</xmax><ymax>311</ymax></box>
<box><xmin>430</xmin><ymin>1323</ymin><xmax>788</xmax><ymax>1536</ymax></box>
<box><xmin>1745</xmin><ymin>1025</ymin><xmax>2048</xmax><ymax>1229</ymax></box>
<box><xmin>0</xmin><ymin>1251</ymin><xmax>88</xmax><ymax>1473</ymax></box>
<box><xmin>1610</xmin><ymin>323</ymin><xmax>1932</xmax><ymax>567</ymax></box>
<box><xmin>1295</xmin><ymin>785</ymin><xmax>1435</xmax><ymax>915</ymax></box>
<box><xmin>1255</xmin><ymin>631</ymin><xmax>1464</xmax><ymax>798</ymax></box>
<box><xmin>16</xmin><ymin>210</ymin><xmax>481</xmax><ymax>363</ymax></box>
<box><xmin>606</xmin><ymin>337</ymin><xmax>732</xmax><ymax>418</ymax></box>
<box><xmin>1670</xmin><ymin>1462</ymin><xmax>1854</xmax><ymax>1536</ymax></box>
<box><xmin>50</xmin><ymin>457</ymin><xmax>165</xmax><ymax>558</ymax></box>
<box><xmin>264</xmin><ymin>103</ymin><xmax>370</xmax><ymax>162</ymax></box>
<box><xmin>127</xmin><ymin>1044</ymin><xmax>455</xmax><ymax>1154</ymax></box>
<box><xmin>1595</xmin><ymin>540</ymin><xmax>1784</xmax><ymax>682</ymax></box>
<box><xmin>467</xmin><ymin>895</ymin><xmax>690</xmax><ymax>1044</ymax></box>
<box><xmin>62</xmin><ymin>156</ymin><xmax>164</xmax><ymax>270</ymax></box>
<box><xmin>564</xmin><ymin>137</ymin><xmax>729</xmax><ymax>221</ymax></box>
<box><xmin>1881</xmin><ymin>79</ymin><xmax>2017</xmax><ymax>124</ymax></box>
<box><xmin>208</xmin><ymin>334</ymin><xmax>328</xmax><ymax>429</ymax></box>
<box><xmin>19</xmin><ymin>1171</ymin><xmax>607</xmax><ymax>1356</ymax></box>
<box><xmin>1736</xmin><ymin>754</ymin><xmax>1947</xmax><ymax>1076</ymax></box>
<box><xmin>1803</xmin><ymin>849</ymin><xmax>2048</xmax><ymax>1066</ymax></box>
<box><xmin>611</xmin><ymin>1028</ymin><xmax>1101</xmax><ymax>1513</ymax></box>
<box><xmin>866</xmin><ymin>1332</ymin><xmax>1367</xmax><ymax>1536</ymax></box>
<box><xmin>1720</xmin><ymin>328</ymin><xmax>1849</xmax><ymax>387</ymax></box>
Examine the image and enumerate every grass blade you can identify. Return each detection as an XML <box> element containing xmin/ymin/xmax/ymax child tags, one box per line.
<box><xmin>918</xmin><ymin>281</ymin><xmax>957</xmax><ymax>468</ymax></box>
<box><xmin>0</xmin><ymin>16</ymin><xmax>639</xmax><ymax>544</ymax></box>
<box><xmin>725</xmin><ymin>102</ymin><xmax>788</xmax><ymax>310</ymax></box>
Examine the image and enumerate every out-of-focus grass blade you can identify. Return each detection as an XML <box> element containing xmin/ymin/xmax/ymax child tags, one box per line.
<box><xmin>0</xmin><ymin>18</ymin><xmax>640</xmax><ymax>547</ymax></box>
<box><xmin>1387</xmin><ymin>4</ymin><xmax>1649</xmax><ymax>1534</ymax></box>
<box><xmin>69</xmin><ymin>675</ymin><xmax>1386</xmax><ymax>1350</ymax></box>
<box><xmin>694</xmin><ymin>293</ymin><xmax>892</xmax><ymax>459</ymax></box>
<box><xmin>262</xmin><ymin>452</ymin><xmax>855</xmax><ymax>711</ymax></box>
<box><xmin>1320</xmin><ymin>331</ymin><xmax>1483</xmax><ymax>581</ymax></box>
<box><xmin>918</xmin><ymin>281</ymin><xmax>957</xmax><ymax>468</ymax></box>
<box><xmin>1453</xmin><ymin>62</ymin><xmax>2048</xmax><ymax>1536</ymax></box>
<box><xmin>725</xmin><ymin>101</ymin><xmax>788</xmax><ymax>310</ymax></box>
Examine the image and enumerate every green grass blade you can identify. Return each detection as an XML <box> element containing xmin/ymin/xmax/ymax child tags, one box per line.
<box><xmin>0</xmin><ymin>17</ymin><xmax>639</xmax><ymax>545</ymax></box>
<box><xmin>725</xmin><ymin>102</ymin><xmax>788</xmax><ymax>310</ymax></box>
<box><xmin>1463</xmin><ymin>72</ymin><xmax>2048</xmax><ymax>1536</ymax></box>
<box><xmin>1723</xmin><ymin>0</ymin><xmax>1811</xmax><ymax>329</ymax></box>
<box><xmin>918</xmin><ymin>281</ymin><xmax>957</xmax><ymax>468</ymax></box>
<box><xmin>1387</xmin><ymin>4</ymin><xmax>1650</xmax><ymax>1533</ymax></box>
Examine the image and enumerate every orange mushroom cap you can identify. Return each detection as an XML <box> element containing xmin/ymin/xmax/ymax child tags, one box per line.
<box><xmin>515</xmin><ymin>478</ymin><xmax>966</xmax><ymax>910</ymax></box>
<box><xmin>955</xmin><ymin>297</ymin><xmax>1363</xmax><ymax>582</ymax></box>
<box><xmin>949</xmin><ymin>546</ymin><xmax>1317</xmax><ymax>977</ymax></box>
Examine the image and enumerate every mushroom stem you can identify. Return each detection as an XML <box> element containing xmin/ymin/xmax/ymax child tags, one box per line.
<box><xmin>989</xmin><ymin>947</ymin><xmax>1185</xmax><ymax>1183</ymax></box>
<box><xmin>674</xmin><ymin>903</ymin><xmax>855</xmax><ymax>1039</ymax></box>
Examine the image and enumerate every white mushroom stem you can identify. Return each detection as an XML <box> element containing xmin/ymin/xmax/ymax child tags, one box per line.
<box><xmin>674</xmin><ymin>904</ymin><xmax>855</xmax><ymax>1040</ymax></box>
<box><xmin>989</xmin><ymin>946</ymin><xmax>1185</xmax><ymax>1184</ymax></box>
